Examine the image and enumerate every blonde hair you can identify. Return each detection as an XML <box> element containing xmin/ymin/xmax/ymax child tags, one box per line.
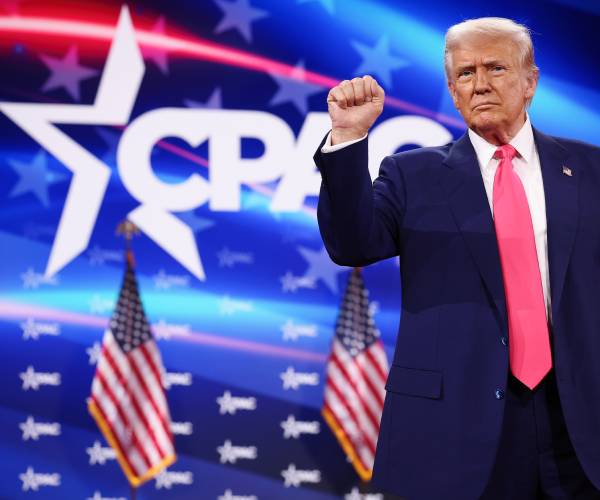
<box><xmin>444</xmin><ymin>17</ymin><xmax>538</xmax><ymax>81</ymax></box>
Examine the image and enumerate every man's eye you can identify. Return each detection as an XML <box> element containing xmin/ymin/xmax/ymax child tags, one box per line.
<box><xmin>459</xmin><ymin>70</ymin><xmax>473</xmax><ymax>78</ymax></box>
<box><xmin>492</xmin><ymin>66</ymin><xmax>504</xmax><ymax>72</ymax></box>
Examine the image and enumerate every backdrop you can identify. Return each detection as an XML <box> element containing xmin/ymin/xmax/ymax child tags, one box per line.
<box><xmin>1</xmin><ymin>0</ymin><xmax>599</xmax><ymax>498</ymax></box>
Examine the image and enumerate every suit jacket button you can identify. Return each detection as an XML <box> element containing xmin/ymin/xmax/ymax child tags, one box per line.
<box><xmin>501</xmin><ymin>336</ymin><xmax>508</xmax><ymax>346</ymax></box>
<box><xmin>495</xmin><ymin>389</ymin><xmax>505</xmax><ymax>400</ymax></box>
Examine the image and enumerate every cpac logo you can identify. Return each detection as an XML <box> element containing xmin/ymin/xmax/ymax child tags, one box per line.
<box><xmin>154</xmin><ymin>470</ymin><xmax>194</xmax><ymax>489</ymax></box>
<box><xmin>218</xmin><ymin>490</ymin><xmax>257</xmax><ymax>500</ymax></box>
<box><xmin>153</xmin><ymin>319</ymin><xmax>191</xmax><ymax>341</ymax></box>
<box><xmin>86</xmin><ymin>440</ymin><xmax>117</xmax><ymax>465</ymax></box>
<box><xmin>0</xmin><ymin>6</ymin><xmax>451</xmax><ymax>281</ymax></box>
<box><xmin>216</xmin><ymin>390</ymin><xmax>257</xmax><ymax>415</ymax></box>
<box><xmin>281</xmin><ymin>319</ymin><xmax>318</xmax><ymax>341</ymax></box>
<box><xmin>20</xmin><ymin>416</ymin><xmax>61</xmax><ymax>441</ymax></box>
<box><xmin>153</xmin><ymin>269</ymin><xmax>190</xmax><ymax>290</ymax></box>
<box><xmin>20</xmin><ymin>318</ymin><xmax>60</xmax><ymax>340</ymax></box>
<box><xmin>217</xmin><ymin>440</ymin><xmax>257</xmax><ymax>464</ymax></box>
<box><xmin>19</xmin><ymin>467</ymin><xmax>60</xmax><ymax>491</ymax></box>
<box><xmin>20</xmin><ymin>366</ymin><xmax>61</xmax><ymax>390</ymax></box>
<box><xmin>281</xmin><ymin>464</ymin><xmax>321</xmax><ymax>488</ymax></box>
<box><xmin>280</xmin><ymin>366</ymin><xmax>319</xmax><ymax>390</ymax></box>
<box><xmin>217</xmin><ymin>247</ymin><xmax>254</xmax><ymax>268</ymax></box>
<box><xmin>280</xmin><ymin>415</ymin><xmax>320</xmax><ymax>439</ymax></box>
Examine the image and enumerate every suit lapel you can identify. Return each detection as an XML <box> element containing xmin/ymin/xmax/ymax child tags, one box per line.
<box><xmin>439</xmin><ymin>133</ymin><xmax>507</xmax><ymax>329</ymax></box>
<box><xmin>534</xmin><ymin>129</ymin><xmax>577</xmax><ymax>321</ymax></box>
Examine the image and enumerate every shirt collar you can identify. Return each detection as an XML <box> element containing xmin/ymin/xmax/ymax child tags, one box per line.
<box><xmin>468</xmin><ymin>115</ymin><xmax>535</xmax><ymax>170</ymax></box>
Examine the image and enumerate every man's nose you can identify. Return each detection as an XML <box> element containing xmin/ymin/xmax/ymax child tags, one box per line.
<box><xmin>474</xmin><ymin>69</ymin><xmax>491</xmax><ymax>94</ymax></box>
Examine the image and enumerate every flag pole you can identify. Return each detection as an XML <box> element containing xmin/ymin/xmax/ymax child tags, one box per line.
<box><xmin>117</xmin><ymin>219</ymin><xmax>140</xmax><ymax>500</ymax></box>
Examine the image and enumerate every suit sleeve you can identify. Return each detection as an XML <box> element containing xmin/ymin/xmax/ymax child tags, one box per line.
<box><xmin>314</xmin><ymin>133</ymin><xmax>406</xmax><ymax>266</ymax></box>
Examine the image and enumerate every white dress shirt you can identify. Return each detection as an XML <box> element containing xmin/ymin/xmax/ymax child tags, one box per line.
<box><xmin>322</xmin><ymin>117</ymin><xmax>552</xmax><ymax>316</ymax></box>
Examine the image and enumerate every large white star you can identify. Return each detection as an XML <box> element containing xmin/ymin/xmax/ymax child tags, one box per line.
<box><xmin>213</xmin><ymin>0</ymin><xmax>269</xmax><ymax>43</ymax></box>
<box><xmin>0</xmin><ymin>7</ymin><xmax>205</xmax><ymax>280</ymax></box>
<box><xmin>39</xmin><ymin>45</ymin><xmax>99</xmax><ymax>101</ymax></box>
<box><xmin>297</xmin><ymin>245</ymin><xmax>347</xmax><ymax>294</ymax></box>
<box><xmin>0</xmin><ymin>7</ymin><xmax>141</xmax><ymax>278</ymax></box>
<box><xmin>351</xmin><ymin>36</ymin><xmax>408</xmax><ymax>88</ymax></box>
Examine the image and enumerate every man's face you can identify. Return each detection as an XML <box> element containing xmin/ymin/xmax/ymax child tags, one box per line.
<box><xmin>447</xmin><ymin>35</ymin><xmax>537</xmax><ymax>142</ymax></box>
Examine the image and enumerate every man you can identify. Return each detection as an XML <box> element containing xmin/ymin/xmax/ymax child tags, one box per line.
<box><xmin>314</xmin><ymin>17</ymin><xmax>600</xmax><ymax>499</ymax></box>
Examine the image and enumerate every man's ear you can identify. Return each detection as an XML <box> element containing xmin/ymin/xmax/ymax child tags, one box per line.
<box><xmin>447</xmin><ymin>81</ymin><xmax>459</xmax><ymax>109</ymax></box>
<box><xmin>524</xmin><ymin>68</ymin><xmax>539</xmax><ymax>101</ymax></box>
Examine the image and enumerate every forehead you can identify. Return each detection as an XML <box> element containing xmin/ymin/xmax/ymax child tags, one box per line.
<box><xmin>450</xmin><ymin>34</ymin><xmax>520</xmax><ymax>67</ymax></box>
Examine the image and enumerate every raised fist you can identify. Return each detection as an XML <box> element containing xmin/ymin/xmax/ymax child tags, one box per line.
<box><xmin>327</xmin><ymin>75</ymin><xmax>385</xmax><ymax>145</ymax></box>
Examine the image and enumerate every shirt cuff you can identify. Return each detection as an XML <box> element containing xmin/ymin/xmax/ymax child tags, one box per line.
<box><xmin>320</xmin><ymin>131</ymin><xmax>368</xmax><ymax>153</ymax></box>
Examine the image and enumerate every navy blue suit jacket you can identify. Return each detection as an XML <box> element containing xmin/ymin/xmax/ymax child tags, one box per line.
<box><xmin>314</xmin><ymin>129</ymin><xmax>600</xmax><ymax>499</ymax></box>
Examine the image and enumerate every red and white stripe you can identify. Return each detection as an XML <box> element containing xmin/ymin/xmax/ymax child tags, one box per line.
<box><xmin>91</xmin><ymin>330</ymin><xmax>174</xmax><ymax>479</ymax></box>
<box><xmin>323</xmin><ymin>337</ymin><xmax>389</xmax><ymax>471</ymax></box>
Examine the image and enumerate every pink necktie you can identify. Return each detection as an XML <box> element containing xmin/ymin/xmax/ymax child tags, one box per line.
<box><xmin>493</xmin><ymin>144</ymin><xmax>552</xmax><ymax>390</ymax></box>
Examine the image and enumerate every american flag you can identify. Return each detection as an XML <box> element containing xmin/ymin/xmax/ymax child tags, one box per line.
<box><xmin>88</xmin><ymin>250</ymin><xmax>175</xmax><ymax>487</ymax></box>
<box><xmin>322</xmin><ymin>268</ymin><xmax>389</xmax><ymax>481</ymax></box>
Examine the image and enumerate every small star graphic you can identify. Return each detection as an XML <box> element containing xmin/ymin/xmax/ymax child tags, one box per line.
<box><xmin>280</xmin><ymin>366</ymin><xmax>298</xmax><ymax>390</ymax></box>
<box><xmin>214</xmin><ymin>0</ymin><xmax>269</xmax><ymax>43</ymax></box>
<box><xmin>184</xmin><ymin>87</ymin><xmax>223</xmax><ymax>109</ymax></box>
<box><xmin>217</xmin><ymin>440</ymin><xmax>237</xmax><ymax>463</ymax></box>
<box><xmin>217</xmin><ymin>391</ymin><xmax>235</xmax><ymax>414</ymax></box>
<box><xmin>351</xmin><ymin>36</ymin><xmax>408</xmax><ymax>88</ymax></box>
<box><xmin>39</xmin><ymin>45</ymin><xmax>99</xmax><ymax>101</ymax></box>
<box><xmin>281</xmin><ymin>415</ymin><xmax>299</xmax><ymax>439</ymax></box>
<box><xmin>86</xmin><ymin>342</ymin><xmax>102</xmax><ymax>365</ymax></box>
<box><xmin>297</xmin><ymin>0</ymin><xmax>335</xmax><ymax>14</ymax></box>
<box><xmin>281</xmin><ymin>463</ymin><xmax>300</xmax><ymax>487</ymax></box>
<box><xmin>8</xmin><ymin>150</ymin><xmax>66</xmax><ymax>207</ymax></box>
<box><xmin>20</xmin><ymin>366</ymin><xmax>39</xmax><ymax>390</ymax></box>
<box><xmin>20</xmin><ymin>318</ymin><xmax>39</xmax><ymax>340</ymax></box>
<box><xmin>19</xmin><ymin>416</ymin><xmax>39</xmax><ymax>440</ymax></box>
<box><xmin>269</xmin><ymin>61</ymin><xmax>324</xmax><ymax>115</ymax></box>
<box><xmin>297</xmin><ymin>245</ymin><xmax>346</xmax><ymax>294</ymax></box>
<box><xmin>142</xmin><ymin>16</ymin><xmax>170</xmax><ymax>74</ymax></box>
<box><xmin>19</xmin><ymin>467</ymin><xmax>38</xmax><ymax>491</ymax></box>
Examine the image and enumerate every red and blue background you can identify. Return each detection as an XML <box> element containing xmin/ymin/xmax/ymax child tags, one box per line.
<box><xmin>0</xmin><ymin>0</ymin><xmax>599</xmax><ymax>498</ymax></box>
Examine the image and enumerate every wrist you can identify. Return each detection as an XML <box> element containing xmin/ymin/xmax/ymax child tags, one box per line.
<box><xmin>331</xmin><ymin>127</ymin><xmax>368</xmax><ymax>146</ymax></box>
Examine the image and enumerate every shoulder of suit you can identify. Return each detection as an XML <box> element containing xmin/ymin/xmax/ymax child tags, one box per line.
<box><xmin>546</xmin><ymin>134</ymin><xmax>600</xmax><ymax>156</ymax></box>
<box><xmin>387</xmin><ymin>142</ymin><xmax>453</xmax><ymax>164</ymax></box>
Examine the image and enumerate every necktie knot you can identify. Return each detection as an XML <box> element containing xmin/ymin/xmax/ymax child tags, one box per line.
<box><xmin>494</xmin><ymin>144</ymin><xmax>517</xmax><ymax>161</ymax></box>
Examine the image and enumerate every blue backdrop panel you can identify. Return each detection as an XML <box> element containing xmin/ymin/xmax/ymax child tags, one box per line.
<box><xmin>0</xmin><ymin>0</ymin><xmax>598</xmax><ymax>498</ymax></box>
